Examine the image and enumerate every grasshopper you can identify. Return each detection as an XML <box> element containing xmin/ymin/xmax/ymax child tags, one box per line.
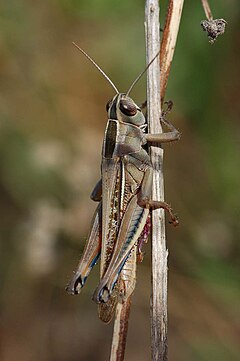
<box><xmin>66</xmin><ymin>43</ymin><xmax>180</xmax><ymax>323</ymax></box>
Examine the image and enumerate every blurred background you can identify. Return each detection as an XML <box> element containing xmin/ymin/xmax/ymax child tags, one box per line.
<box><xmin>0</xmin><ymin>1</ymin><xmax>239</xmax><ymax>360</ymax></box>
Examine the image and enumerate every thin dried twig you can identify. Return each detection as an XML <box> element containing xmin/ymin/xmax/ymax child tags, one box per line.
<box><xmin>110</xmin><ymin>298</ymin><xmax>132</xmax><ymax>361</ymax></box>
<box><xmin>160</xmin><ymin>0</ymin><xmax>185</xmax><ymax>102</ymax></box>
<box><xmin>201</xmin><ymin>0</ymin><xmax>213</xmax><ymax>21</ymax></box>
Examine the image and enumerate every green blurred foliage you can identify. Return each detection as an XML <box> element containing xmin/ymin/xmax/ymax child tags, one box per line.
<box><xmin>0</xmin><ymin>1</ymin><xmax>239</xmax><ymax>361</ymax></box>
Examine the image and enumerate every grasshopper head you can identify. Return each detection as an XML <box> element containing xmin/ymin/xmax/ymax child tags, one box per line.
<box><xmin>106</xmin><ymin>93</ymin><xmax>145</xmax><ymax>127</ymax></box>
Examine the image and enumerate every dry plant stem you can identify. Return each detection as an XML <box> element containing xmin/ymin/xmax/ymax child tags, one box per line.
<box><xmin>160</xmin><ymin>0</ymin><xmax>185</xmax><ymax>102</ymax></box>
<box><xmin>110</xmin><ymin>297</ymin><xmax>132</xmax><ymax>361</ymax></box>
<box><xmin>145</xmin><ymin>1</ymin><xmax>168</xmax><ymax>360</ymax></box>
<box><xmin>201</xmin><ymin>0</ymin><xmax>213</xmax><ymax>21</ymax></box>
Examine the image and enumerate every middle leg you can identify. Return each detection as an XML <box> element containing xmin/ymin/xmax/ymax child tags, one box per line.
<box><xmin>137</xmin><ymin>167</ymin><xmax>178</xmax><ymax>226</ymax></box>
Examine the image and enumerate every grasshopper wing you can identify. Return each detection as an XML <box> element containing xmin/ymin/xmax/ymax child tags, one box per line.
<box><xmin>94</xmin><ymin>194</ymin><xmax>149</xmax><ymax>304</ymax></box>
<box><xmin>97</xmin><ymin>158</ymin><xmax>120</xmax><ymax>322</ymax></box>
<box><xmin>66</xmin><ymin>202</ymin><xmax>102</xmax><ymax>295</ymax></box>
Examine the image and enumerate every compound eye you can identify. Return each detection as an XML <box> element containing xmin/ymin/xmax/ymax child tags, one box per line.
<box><xmin>119</xmin><ymin>98</ymin><xmax>137</xmax><ymax>116</ymax></box>
<box><xmin>106</xmin><ymin>100</ymin><xmax>111</xmax><ymax>112</ymax></box>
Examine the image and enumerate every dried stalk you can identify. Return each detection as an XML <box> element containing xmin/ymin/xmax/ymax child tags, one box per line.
<box><xmin>145</xmin><ymin>1</ymin><xmax>184</xmax><ymax>360</ymax></box>
<box><xmin>145</xmin><ymin>1</ymin><xmax>166</xmax><ymax>360</ymax></box>
<box><xmin>160</xmin><ymin>0</ymin><xmax>185</xmax><ymax>102</ymax></box>
<box><xmin>110</xmin><ymin>297</ymin><xmax>132</xmax><ymax>361</ymax></box>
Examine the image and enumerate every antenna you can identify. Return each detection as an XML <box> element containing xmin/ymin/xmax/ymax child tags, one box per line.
<box><xmin>126</xmin><ymin>50</ymin><xmax>160</xmax><ymax>97</ymax></box>
<box><xmin>72</xmin><ymin>42</ymin><xmax>119</xmax><ymax>94</ymax></box>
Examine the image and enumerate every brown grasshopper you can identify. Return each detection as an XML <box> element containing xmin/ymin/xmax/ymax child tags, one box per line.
<box><xmin>66</xmin><ymin>43</ymin><xmax>180</xmax><ymax>323</ymax></box>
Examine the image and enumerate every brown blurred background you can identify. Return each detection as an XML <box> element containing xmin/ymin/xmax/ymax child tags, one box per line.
<box><xmin>0</xmin><ymin>1</ymin><xmax>239</xmax><ymax>360</ymax></box>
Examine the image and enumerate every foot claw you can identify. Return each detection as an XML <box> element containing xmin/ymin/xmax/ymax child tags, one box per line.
<box><xmin>169</xmin><ymin>215</ymin><xmax>179</xmax><ymax>227</ymax></box>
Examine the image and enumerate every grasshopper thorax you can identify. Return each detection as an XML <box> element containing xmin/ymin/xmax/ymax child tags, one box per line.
<box><xmin>106</xmin><ymin>93</ymin><xmax>145</xmax><ymax>127</ymax></box>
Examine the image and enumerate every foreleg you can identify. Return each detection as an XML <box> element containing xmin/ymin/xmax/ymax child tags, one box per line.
<box><xmin>145</xmin><ymin>104</ymin><xmax>181</xmax><ymax>144</ymax></box>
